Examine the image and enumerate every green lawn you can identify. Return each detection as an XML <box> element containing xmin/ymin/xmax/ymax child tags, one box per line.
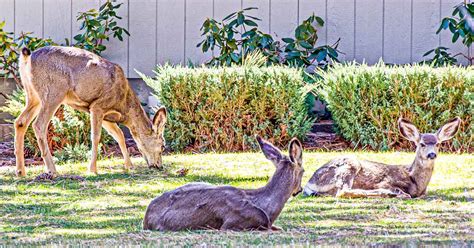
<box><xmin>0</xmin><ymin>151</ymin><xmax>473</xmax><ymax>246</ymax></box>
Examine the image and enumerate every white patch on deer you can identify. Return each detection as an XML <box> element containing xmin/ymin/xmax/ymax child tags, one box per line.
<box><xmin>304</xmin><ymin>182</ymin><xmax>335</xmax><ymax>195</ymax></box>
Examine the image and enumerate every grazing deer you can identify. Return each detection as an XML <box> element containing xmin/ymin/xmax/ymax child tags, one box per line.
<box><xmin>303</xmin><ymin>117</ymin><xmax>461</xmax><ymax>199</ymax></box>
<box><xmin>143</xmin><ymin>136</ymin><xmax>304</xmax><ymax>231</ymax></box>
<box><xmin>15</xmin><ymin>46</ymin><xmax>167</xmax><ymax>177</ymax></box>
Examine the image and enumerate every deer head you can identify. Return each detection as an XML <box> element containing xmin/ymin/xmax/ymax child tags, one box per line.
<box><xmin>256</xmin><ymin>136</ymin><xmax>305</xmax><ymax>197</ymax></box>
<box><xmin>134</xmin><ymin>107</ymin><xmax>167</xmax><ymax>168</ymax></box>
<box><xmin>398</xmin><ymin>117</ymin><xmax>461</xmax><ymax>161</ymax></box>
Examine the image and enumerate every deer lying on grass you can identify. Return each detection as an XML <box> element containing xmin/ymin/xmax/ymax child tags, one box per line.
<box><xmin>303</xmin><ymin>117</ymin><xmax>461</xmax><ymax>199</ymax></box>
<box><xmin>143</xmin><ymin>136</ymin><xmax>305</xmax><ymax>231</ymax></box>
<box><xmin>15</xmin><ymin>46</ymin><xmax>167</xmax><ymax>177</ymax></box>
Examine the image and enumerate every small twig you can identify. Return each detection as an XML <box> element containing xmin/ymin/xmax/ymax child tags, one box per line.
<box><xmin>0</xmin><ymin>92</ymin><xmax>9</xmax><ymax>100</ymax></box>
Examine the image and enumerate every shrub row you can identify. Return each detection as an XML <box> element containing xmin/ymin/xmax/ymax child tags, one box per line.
<box><xmin>321</xmin><ymin>62</ymin><xmax>473</xmax><ymax>152</ymax></box>
<box><xmin>5</xmin><ymin>63</ymin><xmax>470</xmax><ymax>156</ymax></box>
<box><xmin>142</xmin><ymin>66</ymin><xmax>314</xmax><ymax>152</ymax></box>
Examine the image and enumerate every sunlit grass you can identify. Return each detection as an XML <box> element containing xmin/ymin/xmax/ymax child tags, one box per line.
<box><xmin>0</xmin><ymin>151</ymin><xmax>473</xmax><ymax>246</ymax></box>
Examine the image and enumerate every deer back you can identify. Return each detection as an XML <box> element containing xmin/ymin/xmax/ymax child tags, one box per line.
<box><xmin>143</xmin><ymin>183</ymin><xmax>270</xmax><ymax>231</ymax></box>
<box><xmin>27</xmin><ymin>46</ymin><xmax>131</xmax><ymax>110</ymax></box>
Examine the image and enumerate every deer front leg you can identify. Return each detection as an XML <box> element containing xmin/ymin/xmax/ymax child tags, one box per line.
<box><xmin>221</xmin><ymin>205</ymin><xmax>271</xmax><ymax>231</ymax></box>
<box><xmin>88</xmin><ymin>109</ymin><xmax>104</xmax><ymax>174</ymax></box>
<box><xmin>14</xmin><ymin>102</ymin><xmax>40</xmax><ymax>176</ymax></box>
<box><xmin>337</xmin><ymin>188</ymin><xmax>411</xmax><ymax>199</ymax></box>
<box><xmin>102</xmin><ymin>121</ymin><xmax>132</xmax><ymax>170</ymax></box>
<box><xmin>270</xmin><ymin>225</ymin><xmax>282</xmax><ymax>231</ymax></box>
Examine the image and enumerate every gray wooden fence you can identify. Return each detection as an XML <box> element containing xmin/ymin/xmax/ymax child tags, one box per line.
<box><xmin>0</xmin><ymin>0</ymin><xmax>472</xmax><ymax>78</ymax></box>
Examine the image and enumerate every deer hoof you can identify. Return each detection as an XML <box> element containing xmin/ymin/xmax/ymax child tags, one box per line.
<box><xmin>16</xmin><ymin>169</ymin><xmax>26</xmax><ymax>177</ymax></box>
<box><xmin>271</xmin><ymin>225</ymin><xmax>282</xmax><ymax>231</ymax></box>
<box><xmin>396</xmin><ymin>193</ymin><xmax>412</xmax><ymax>199</ymax></box>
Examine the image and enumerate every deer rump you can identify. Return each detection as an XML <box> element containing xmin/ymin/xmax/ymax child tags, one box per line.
<box><xmin>143</xmin><ymin>183</ymin><xmax>271</xmax><ymax>231</ymax></box>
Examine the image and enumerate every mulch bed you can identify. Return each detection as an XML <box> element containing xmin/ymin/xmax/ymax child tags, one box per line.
<box><xmin>303</xmin><ymin>132</ymin><xmax>350</xmax><ymax>151</ymax></box>
<box><xmin>0</xmin><ymin>141</ymin><xmax>42</xmax><ymax>167</ymax></box>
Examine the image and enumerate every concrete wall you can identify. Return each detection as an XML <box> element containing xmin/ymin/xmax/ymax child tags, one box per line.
<box><xmin>0</xmin><ymin>0</ymin><xmax>471</xmax><ymax>79</ymax></box>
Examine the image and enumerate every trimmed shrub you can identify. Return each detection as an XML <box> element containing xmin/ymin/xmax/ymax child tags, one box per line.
<box><xmin>321</xmin><ymin>62</ymin><xmax>473</xmax><ymax>152</ymax></box>
<box><xmin>142</xmin><ymin>66</ymin><xmax>314</xmax><ymax>152</ymax></box>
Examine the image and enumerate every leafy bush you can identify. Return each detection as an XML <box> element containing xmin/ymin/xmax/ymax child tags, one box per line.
<box><xmin>321</xmin><ymin>62</ymin><xmax>473</xmax><ymax>152</ymax></box>
<box><xmin>198</xmin><ymin>8</ymin><xmax>339</xmax><ymax>69</ymax></box>
<box><xmin>71</xmin><ymin>0</ymin><xmax>130</xmax><ymax>54</ymax></box>
<box><xmin>424</xmin><ymin>1</ymin><xmax>473</xmax><ymax>66</ymax></box>
<box><xmin>0</xmin><ymin>89</ymin><xmax>113</xmax><ymax>158</ymax></box>
<box><xmin>141</xmin><ymin>66</ymin><xmax>314</xmax><ymax>152</ymax></box>
<box><xmin>198</xmin><ymin>7</ymin><xmax>280</xmax><ymax>66</ymax></box>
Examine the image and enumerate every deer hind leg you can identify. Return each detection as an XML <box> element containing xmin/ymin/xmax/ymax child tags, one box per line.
<box><xmin>14</xmin><ymin>101</ymin><xmax>40</xmax><ymax>176</ymax></box>
<box><xmin>102</xmin><ymin>121</ymin><xmax>132</xmax><ymax>170</ymax></box>
<box><xmin>88</xmin><ymin>108</ymin><xmax>104</xmax><ymax>174</ymax></box>
<box><xmin>32</xmin><ymin>101</ymin><xmax>62</xmax><ymax>175</ymax></box>
<box><xmin>334</xmin><ymin>163</ymin><xmax>359</xmax><ymax>197</ymax></box>
<box><xmin>333</xmin><ymin>168</ymin><xmax>399</xmax><ymax>198</ymax></box>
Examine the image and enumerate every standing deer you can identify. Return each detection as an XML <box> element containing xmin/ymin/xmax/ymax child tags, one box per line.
<box><xmin>143</xmin><ymin>136</ymin><xmax>305</xmax><ymax>231</ymax></box>
<box><xmin>15</xmin><ymin>46</ymin><xmax>167</xmax><ymax>177</ymax></box>
<box><xmin>303</xmin><ymin>117</ymin><xmax>461</xmax><ymax>199</ymax></box>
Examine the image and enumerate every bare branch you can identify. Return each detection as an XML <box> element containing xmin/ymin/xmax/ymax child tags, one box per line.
<box><xmin>0</xmin><ymin>91</ymin><xmax>9</xmax><ymax>100</ymax></box>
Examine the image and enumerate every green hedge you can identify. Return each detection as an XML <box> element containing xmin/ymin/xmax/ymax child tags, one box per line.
<box><xmin>321</xmin><ymin>62</ymin><xmax>473</xmax><ymax>152</ymax></box>
<box><xmin>142</xmin><ymin>66</ymin><xmax>313</xmax><ymax>152</ymax></box>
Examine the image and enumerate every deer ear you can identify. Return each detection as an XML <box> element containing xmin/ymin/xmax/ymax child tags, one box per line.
<box><xmin>152</xmin><ymin>107</ymin><xmax>167</xmax><ymax>134</ymax></box>
<box><xmin>288</xmin><ymin>138</ymin><xmax>303</xmax><ymax>165</ymax></box>
<box><xmin>436</xmin><ymin>117</ymin><xmax>461</xmax><ymax>142</ymax></box>
<box><xmin>256</xmin><ymin>135</ymin><xmax>282</xmax><ymax>162</ymax></box>
<box><xmin>398</xmin><ymin>118</ymin><xmax>420</xmax><ymax>143</ymax></box>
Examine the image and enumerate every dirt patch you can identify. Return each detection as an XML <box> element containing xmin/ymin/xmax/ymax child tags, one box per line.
<box><xmin>303</xmin><ymin>132</ymin><xmax>350</xmax><ymax>151</ymax></box>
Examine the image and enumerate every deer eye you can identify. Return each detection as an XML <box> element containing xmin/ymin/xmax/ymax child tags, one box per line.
<box><xmin>420</xmin><ymin>143</ymin><xmax>426</xmax><ymax>148</ymax></box>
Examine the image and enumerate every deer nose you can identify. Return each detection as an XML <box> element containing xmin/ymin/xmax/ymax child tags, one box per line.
<box><xmin>302</xmin><ymin>187</ymin><xmax>314</xmax><ymax>197</ymax></box>
<box><xmin>293</xmin><ymin>187</ymin><xmax>303</xmax><ymax>197</ymax></box>
<box><xmin>427</xmin><ymin>153</ymin><xmax>437</xmax><ymax>160</ymax></box>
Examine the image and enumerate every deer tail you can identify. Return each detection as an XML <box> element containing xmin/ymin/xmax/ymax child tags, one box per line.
<box><xmin>21</xmin><ymin>47</ymin><xmax>31</xmax><ymax>57</ymax></box>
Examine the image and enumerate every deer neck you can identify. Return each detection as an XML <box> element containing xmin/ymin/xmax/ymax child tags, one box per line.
<box><xmin>123</xmin><ymin>91</ymin><xmax>153</xmax><ymax>145</ymax></box>
<box><xmin>408</xmin><ymin>152</ymin><xmax>435</xmax><ymax>196</ymax></box>
<box><xmin>247</xmin><ymin>166</ymin><xmax>295</xmax><ymax>224</ymax></box>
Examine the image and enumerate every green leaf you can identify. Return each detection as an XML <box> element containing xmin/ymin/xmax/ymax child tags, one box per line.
<box><xmin>316</xmin><ymin>50</ymin><xmax>327</xmax><ymax>62</ymax></box>
<box><xmin>327</xmin><ymin>47</ymin><xmax>338</xmax><ymax>58</ymax></box>
<box><xmin>452</xmin><ymin>31</ymin><xmax>460</xmax><ymax>42</ymax></box>
<box><xmin>299</xmin><ymin>41</ymin><xmax>313</xmax><ymax>49</ymax></box>
<box><xmin>230</xmin><ymin>53</ymin><xmax>239</xmax><ymax>62</ymax></box>
<box><xmin>423</xmin><ymin>49</ymin><xmax>435</xmax><ymax>56</ymax></box>
<box><xmin>243</xmin><ymin>19</ymin><xmax>258</xmax><ymax>27</ymax></box>
<box><xmin>315</xmin><ymin>16</ymin><xmax>324</xmax><ymax>26</ymax></box>
<box><xmin>237</xmin><ymin>13</ymin><xmax>244</xmax><ymax>25</ymax></box>
<box><xmin>222</xmin><ymin>12</ymin><xmax>237</xmax><ymax>22</ymax></box>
